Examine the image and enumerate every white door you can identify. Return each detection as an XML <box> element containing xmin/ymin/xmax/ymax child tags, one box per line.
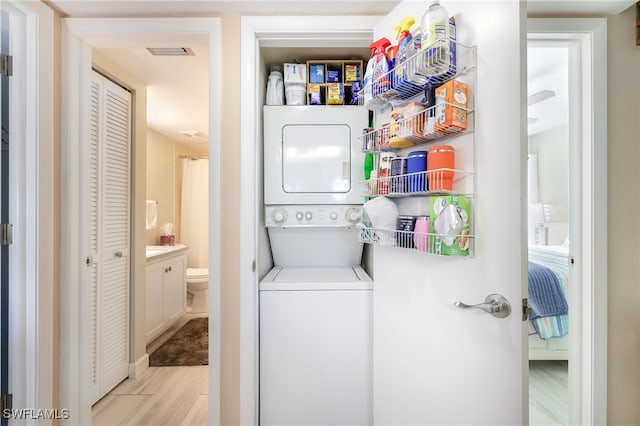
<box><xmin>282</xmin><ymin>124</ymin><xmax>351</xmax><ymax>193</ymax></box>
<box><xmin>86</xmin><ymin>71</ymin><xmax>131</xmax><ymax>404</ymax></box>
<box><xmin>371</xmin><ymin>2</ymin><xmax>527</xmax><ymax>425</ymax></box>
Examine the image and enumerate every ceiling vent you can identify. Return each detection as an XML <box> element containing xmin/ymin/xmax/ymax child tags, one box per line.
<box><xmin>147</xmin><ymin>47</ymin><xmax>195</xmax><ymax>56</ymax></box>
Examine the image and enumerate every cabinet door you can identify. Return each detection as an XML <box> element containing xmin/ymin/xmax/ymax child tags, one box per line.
<box><xmin>163</xmin><ymin>255</ymin><xmax>186</xmax><ymax>324</ymax></box>
<box><xmin>145</xmin><ymin>262</ymin><xmax>165</xmax><ymax>341</ymax></box>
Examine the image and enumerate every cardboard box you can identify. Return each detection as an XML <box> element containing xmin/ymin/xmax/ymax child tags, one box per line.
<box><xmin>327</xmin><ymin>83</ymin><xmax>344</xmax><ymax>105</ymax></box>
<box><xmin>429</xmin><ymin>195</ymin><xmax>472</xmax><ymax>256</ymax></box>
<box><xmin>345</xmin><ymin>64</ymin><xmax>361</xmax><ymax>82</ymax></box>
<box><xmin>284</xmin><ymin>63</ymin><xmax>307</xmax><ymax>84</ymax></box>
<box><xmin>309</xmin><ymin>64</ymin><xmax>325</xmax><ymax>83</ymax></box>
<box><xmin>308</xmin><ymin>84</ymin><xmax>322</xmax><ymax>105</ymax></box>
<box><xmin>435</xmin><ymin>79</ymin><xmax>468</xmax><ymax>134</ymax></box>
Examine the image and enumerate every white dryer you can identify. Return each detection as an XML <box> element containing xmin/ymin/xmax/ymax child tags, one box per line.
<box><xmin>263</xmin><ymin>105</ymin><xmax>368</xmax><ymax>205</ymax></box>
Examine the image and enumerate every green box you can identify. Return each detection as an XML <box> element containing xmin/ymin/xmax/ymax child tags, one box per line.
<box><xmin>429</xmin><ymin>195</ymin><xmax>472</xmax><ymax>256</ymax></box>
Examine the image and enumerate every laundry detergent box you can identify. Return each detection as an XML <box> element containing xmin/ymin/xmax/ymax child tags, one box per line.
<box><xmin>284</xmin><ymin>63</ymin><xmax>307</xmax><ymax>84</ymax></box>
<box><xmin>429</xmin><ymin>195</ymin><xmax>472</xmax><ymax>256</ymax></box>
<box><xmin>327</xmin><ymin>83</ymin><xmax>344</xmax><ymax>105</ymax></box>
<box><xmin>435</xmin><ymin>79</ymin><xmax>468</xmax><ymax>134</ymax></box>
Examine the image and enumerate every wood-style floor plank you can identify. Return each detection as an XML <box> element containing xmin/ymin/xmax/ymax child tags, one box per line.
<box><xmin>529</xmin><ymin>360</ymin><xmax>568</xmax><ymax>426</ymax></box>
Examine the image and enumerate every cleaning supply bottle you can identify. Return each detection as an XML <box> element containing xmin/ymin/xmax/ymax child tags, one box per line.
<box><xmin>408</xmin><ymin>28</ymin><xmax>428</xmax><ymax>85</ymax></box>
<box><xmin>266</xmin><ymin>65</ymin><xmax>284</xmax><ymax>105</ymax></box>
<box><xmin>385</xmin><ymin>44</ymin><xmax>399</xmax><ymax>98</ymax></box>
<box><xmin>420</xmin><ymin>1</ymin><xmax>450</xmax><ymax>77</ymax></box>
<box><xmin>363</xmin><ymin>37</ymin><xmax>391</xmax><ymax>109</ymax></box>
<box><xmin>394</xmin><ymin>16</ymin><xmax>424</xmax><ymax>97</ymax></box>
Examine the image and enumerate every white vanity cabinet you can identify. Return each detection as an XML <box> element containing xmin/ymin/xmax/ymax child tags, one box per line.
<box><xmin>145</xmin><ymin>245</ymin><xmax>188</xmax><ymax>343</ymax></box>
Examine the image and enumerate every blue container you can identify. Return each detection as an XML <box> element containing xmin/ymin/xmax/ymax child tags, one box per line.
<box><xmin>390</xmin><ymin>157</ymin><xmax>407</xmax><ymax>193</ymax></box>
<box><xmin>407</xmin><ymin>150</ymin><xmax>427</xmax><ymax>192</ymax></box>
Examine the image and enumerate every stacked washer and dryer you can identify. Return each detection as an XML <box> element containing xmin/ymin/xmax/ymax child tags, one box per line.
<box><xmin>260</xmin><ymin>106</ymin><xmax>373</xmax><ymax>426</ymax></box>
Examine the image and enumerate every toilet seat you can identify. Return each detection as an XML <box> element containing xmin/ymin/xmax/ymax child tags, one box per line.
<box><xmin>187</xmin><ymin>268</ymin><xmax>209</xmax><ymax>283</ymax></box>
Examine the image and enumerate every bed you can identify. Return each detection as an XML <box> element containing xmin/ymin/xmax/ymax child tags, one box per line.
<box><xmin>527</xmin><ymin>245</ymin><xmax>570</xmax><ymax>360</ymax></box>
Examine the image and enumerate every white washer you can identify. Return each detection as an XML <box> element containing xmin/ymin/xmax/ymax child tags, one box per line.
<box><xmin>259</xmin><ymin>265</ymin><xmax>372</xmax><ymax>426</ymax></box>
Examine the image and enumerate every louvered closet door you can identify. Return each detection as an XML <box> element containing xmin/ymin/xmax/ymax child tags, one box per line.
<box><xmin>86</xmin><ymin>71</ymin><xmax>131</xmax><ymax>403</ymax></box>
<box><xmin>86</xmin><ymin>73</ymin><xmax>102</xmax><ymax>403</ymax></box>
<box><xmin>99</xmin><ymin>75</ymin><xmax>131</xmax><ymax>397</ymax></box>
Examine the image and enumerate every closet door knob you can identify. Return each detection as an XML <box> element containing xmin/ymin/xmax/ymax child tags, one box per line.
<box><xmin>114</xmin><ymin>251</ymin><xmax>123</xmax><ymax>258</ymax></box>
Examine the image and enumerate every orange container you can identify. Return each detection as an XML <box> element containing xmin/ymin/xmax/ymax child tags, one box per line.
<box><xmin>427</xmin><ymin>145</ymin><xmax>455</xmax><ymax>191</ymax></box>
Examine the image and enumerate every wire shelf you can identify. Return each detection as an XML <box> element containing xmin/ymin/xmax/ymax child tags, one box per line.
<box><xmin>358</xmin><ymin>226</ymin><xmax>474</xmax><ymax>257</ymax></box>
<box><xmin>361</xmin><ymin>103</ymin><xmax>474</xmax><ymax>152</ymax></box>
<box><xmin>363</xmin><ymin>168</ymin><xmax>473</xmax><ymax>197</ymax></box>
<box><xmin>359</xmin><ymin>42</ymin><xmax>477</xmax><ymax>111</ymax></box>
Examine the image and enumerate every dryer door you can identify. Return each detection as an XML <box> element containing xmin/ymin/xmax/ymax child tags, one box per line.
<box><xmin>282</xmin><ymin>124</ymin><xmax>350</xmax><ymax>194</ymax></box>
<box><xmin>264</xmin><ymin>106</ymin><xmax>368</xmax><ymax>205</ymax></box>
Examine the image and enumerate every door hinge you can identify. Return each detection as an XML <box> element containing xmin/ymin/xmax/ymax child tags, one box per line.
<box><xmin>0</xmin><ymin>223</ymin><xmax>12</xmax><ymax>245</ymax></box>
<box><xmin>1</xmin><ymin>393</ymin><xmax>12</xmax><ymax>412</ymax></box>
<box><xmin>1</xmin><ymin>54</ymin><xmax>12</xmax><ymax>77</ymax></box>
<box><xmin>522</xmin><ymin>298</ymin><xmax>532</xmax><ymax>321</ymax></box>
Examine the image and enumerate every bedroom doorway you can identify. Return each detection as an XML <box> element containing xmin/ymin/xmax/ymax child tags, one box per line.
<box><xmin>527</xmin><ymin>19</ymin><xmax>608</xmax><ymax>426</ymax></box>
<box><xmin>527</xmin><ymin>41</ymin><xmax>570</xmax><ymax>426</ymax></box>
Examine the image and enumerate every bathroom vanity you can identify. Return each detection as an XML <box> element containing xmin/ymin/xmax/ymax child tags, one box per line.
<box><xmin>145</xmin><ymin>244</ymin><xmax>188</xmax><ymax>343</ymax></box>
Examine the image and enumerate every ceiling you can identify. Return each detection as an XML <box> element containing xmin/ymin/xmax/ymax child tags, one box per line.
<box><xmin>46</xmin><ymin>0</ymin><xmax>635</xmax><ymax>144</ymax></box>
<box><xmin>527</xmin><ymin>46</ymin><xmax>568</xmax><ymax>136</ymax></box>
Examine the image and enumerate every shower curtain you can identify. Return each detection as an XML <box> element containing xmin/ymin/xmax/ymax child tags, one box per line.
<box><xmin>180</xmin><ymin>158</ymin><xmax>209</xmax><ymax>268</ymax></box>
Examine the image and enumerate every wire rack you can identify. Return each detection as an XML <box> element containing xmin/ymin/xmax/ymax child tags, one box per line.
<box><xmin>358</xmin><ymin>226</ymin><xmax>474</xmax><ymax>257</ymax></box>
<box><xmin>359</xmin><ymin>42</ymin><xmax>477</xmax><ymax>111</ymax></box>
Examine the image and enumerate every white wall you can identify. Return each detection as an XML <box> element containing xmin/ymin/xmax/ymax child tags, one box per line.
<box><xmin>529</xmin><ymin>124</ymin><xmax>569</xmax><ymax>245</ymax></box>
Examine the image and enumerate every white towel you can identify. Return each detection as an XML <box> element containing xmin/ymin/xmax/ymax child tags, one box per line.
<box><xmin>146</xmin><ymin>200</ymin><xmax>158</xmax><ymax>230</ymax></box>
<box><xmin>362</xmin><ymin>197</ymin><xmax>398</xmax><ymax>246</ymax></box>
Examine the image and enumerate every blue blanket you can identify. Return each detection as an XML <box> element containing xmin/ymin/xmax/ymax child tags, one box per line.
<box><xmin>528</xmin><ymin>261</ymin><xmax>568</xmax><ymax>320</ymax></box>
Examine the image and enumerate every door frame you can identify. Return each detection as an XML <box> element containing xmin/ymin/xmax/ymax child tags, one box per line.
<box><xmin>60</xmin><ymin>18</ymin><xmax>222</xmax><ymax>425</ymax></box>
<box><xmin>527</xmin><ymin>18</ymin><xmax>608</xmax><ymax>425</ymax></box>
<box><xmin>0</xmin><ymin>0</ymin><xmax>54</xmax><ymax>421</ymax></box>
<box><xmin>239</xmin><ymin>15</ymin><xmax>379</xmax><ymax>425</ymax></box>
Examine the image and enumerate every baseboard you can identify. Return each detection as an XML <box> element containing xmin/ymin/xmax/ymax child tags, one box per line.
<box><xmin>129</xmin><ymin>353</ymin><xmax>149</xmax><ymax>379</ymax></box>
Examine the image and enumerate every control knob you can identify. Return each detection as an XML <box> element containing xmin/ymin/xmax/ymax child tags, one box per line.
<box><xmin>305</xmin><ymin>211</ymin><xmax>313</xmax><ymax>220</ymax></box>
<box><xmin>346</xmin><ymin>208</ymin><xmax>360</xmax><ymax>223</ymax></box>
<box><xmin>330</xmin><ymin>212</ymin><xmax>338</xmax><ymax>220</ymax></box>
<box><xmin>272</xmin><ymin>209</ymin><xmax>287</xmax><ymax>223</ymax></box>
<box><xmin>296</xmin><ymin>211</ymin><xmax>304</xmax><ymax>221</ymax></box>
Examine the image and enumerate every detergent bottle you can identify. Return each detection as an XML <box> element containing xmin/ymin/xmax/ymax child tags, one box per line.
<box><xmin>394</xmin><ymin>16</ymin><xmax>425</xmax><ymax>98</ymax></box>
<box><xmin>420</xmin><ymin>0</ymin><xmax>450</xmax><ymax>77</ymax></box>
<box><xmin>363</xmin><ymin>37</ymin><xmax>391</xmax><ymax>109</ymax></box>
<box><xmin>265</xmin><ymin>65</ymin><xmax>284</xmax><ymax>105</ymax></box>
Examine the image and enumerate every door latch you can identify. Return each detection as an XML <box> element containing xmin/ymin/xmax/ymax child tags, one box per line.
<box><xmin>522</xmin><ymin>298</ymin><xmax>532</xmax><ymax>321</ymax></box>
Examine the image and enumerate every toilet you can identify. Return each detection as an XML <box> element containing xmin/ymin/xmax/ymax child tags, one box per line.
<box><xmin>186</xmin><ymin>268</ymin><xmax>209</xmax><ymax>313</ymax></box>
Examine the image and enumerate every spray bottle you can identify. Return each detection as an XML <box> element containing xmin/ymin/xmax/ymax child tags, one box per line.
<box><xmin>363</xmin><ymin>37</ymin><xmax>391</xmax><ymax>109</ymax></box>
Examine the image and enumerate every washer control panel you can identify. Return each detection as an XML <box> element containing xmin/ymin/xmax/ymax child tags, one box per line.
<box><xmin>266</xmin><ymin>205</ymin><xmax>362</xmax><ymax>227</ymax></box>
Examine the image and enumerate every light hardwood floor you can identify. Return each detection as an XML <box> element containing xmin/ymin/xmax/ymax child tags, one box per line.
<box><xmin>92</xmin><ymin>314</ymin><xmax>209</xmax><ymax>426</ymax></box>
<box><xmin>93</xmin><ymin>323</ymin><xmax>566</xmax><ymax>426</ymax></box>
<box><xmin>530</xmin><ymin>360</ymin><xmax>569</xmax><ymax>426</ymax></box>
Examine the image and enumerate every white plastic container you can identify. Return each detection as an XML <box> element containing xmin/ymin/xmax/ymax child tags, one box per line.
<box><xmin>285</xmin><ymin>84</ymin><xmax>306</xmax><ymax>106</ymax></box>
<box><xmin>266</xmin><ymin>65</ymin><xmax>284</xmax><ymax>105</ymax></box>
<box><xmin>420</xmin><ymin>1</ymin><xmax>450</xmax><ymax>76</ymax></box>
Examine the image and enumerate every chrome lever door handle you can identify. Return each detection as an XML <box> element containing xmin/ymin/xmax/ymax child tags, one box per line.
<box><xmin>454</xmin><ymin>294</ymin><xmax>511</xmax><ymax>318</ymax></box>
